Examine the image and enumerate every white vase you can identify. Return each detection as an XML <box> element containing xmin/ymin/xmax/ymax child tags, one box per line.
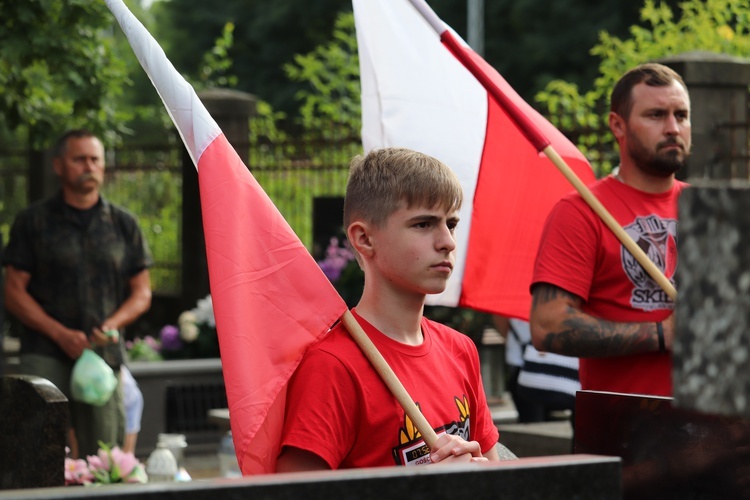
<box><xmin>146</xmin><ymin>443</ymin><xmax>178</xmax><ymax>482</ymax></box>
<box><xmin>157</xmin><ymin>433</ymin><xmax>187</xmax><ymax>469</ymax></box>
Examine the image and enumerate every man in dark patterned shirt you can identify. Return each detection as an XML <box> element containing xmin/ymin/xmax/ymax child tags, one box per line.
<box><xmin>3</xmin><ymin>129</ymin><xmax>153</xmax><ymax>457</ymax></box>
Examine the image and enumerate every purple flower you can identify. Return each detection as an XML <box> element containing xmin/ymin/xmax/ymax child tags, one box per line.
<box><xmin>159</xmin><ymin>325</ymin><xmax>183</xmax><ymax>351</ymax></box>
<box><xmin>317</xmin><ymin>237</ymin><xmax>355</xmax><ymax>283</ymax></box>
<box><xmin>319</xmin><ymin>259</ymin><xmax>343</xmax><ymax>282</ymax></box>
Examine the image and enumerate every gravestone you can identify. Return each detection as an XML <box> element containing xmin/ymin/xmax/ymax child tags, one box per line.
<box><xmin>0</xmin><ymin>375</ymin><xmax>68</xmax><ymax>489</ymax></box>
<box><xmin>575</xmin><ymin>390</ymin><xmax>748</xmax><ymax>500</ymax></box>
<box><xmin>573</xmin><ymin>182</ymin><xmax>750</xmax><ymax>500</ymax></box>
<box><xmin>0</xmin><ymin>454</ymin><xmax>621</xmax><ymax>500</ymax></box>
<box><xmin>673</xmin><ymin>181</ymin><xmax>750</xmax><ymax>417</ymax></box>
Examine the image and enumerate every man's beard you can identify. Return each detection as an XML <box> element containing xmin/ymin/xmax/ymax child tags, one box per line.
<box><xmin>627</xmin><ymin>130</ymin><xmax>689</xmax><ymax>178</ymax></box>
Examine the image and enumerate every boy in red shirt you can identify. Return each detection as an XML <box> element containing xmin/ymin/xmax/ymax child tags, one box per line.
<box><xmin>277</xmin><ymin>148</ymin><xmax>502</xmax><ymax>471</ymax></box>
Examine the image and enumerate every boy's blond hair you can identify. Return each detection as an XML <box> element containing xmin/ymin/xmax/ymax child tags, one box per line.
<box><xmin>344</xmin><ymin>147</ymin><xmax>463</xmax><ymax>231</ymax></box>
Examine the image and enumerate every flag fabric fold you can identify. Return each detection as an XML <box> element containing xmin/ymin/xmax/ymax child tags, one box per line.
<box><xmin>353</xmin><ymin>0</ymin><xmax>596</xmax><ymax>320</ymax></box>
<box><xmin>105</xmin><ymin>0</ymin><xmax>347</xmax><ymax>475</ymax></box>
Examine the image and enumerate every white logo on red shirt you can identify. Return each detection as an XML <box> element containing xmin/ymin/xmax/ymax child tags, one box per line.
<box><xmin>621</xmin><ymin>215</ymin><xmax>678</xmax><ymax>311</ymax></box>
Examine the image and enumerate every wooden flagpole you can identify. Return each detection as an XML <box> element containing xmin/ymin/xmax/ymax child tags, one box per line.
<box><xmin>408</xmin><ymin>0</ymin><xmax>677</xmax><ymax>301</ymax></box>
<box><xmin>341</xmin><ymin>311</ymin><xmax>439</xmax><ymax>448</ymax></box>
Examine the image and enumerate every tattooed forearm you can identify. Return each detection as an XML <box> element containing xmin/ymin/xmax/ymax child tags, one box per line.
<box><xmin>531</xmin><ymin>283</ymin><xmax>576</xmax><ymax>308</ymax></box>
<box><xmin>531</xmin><ymin>283</ymin><xmax>660</xmax><ymax>358</ymax></box>
<box><xmin>541</xmin><ymin>313</ymin><xmax>658</xmax><ymax>357</ymax></box>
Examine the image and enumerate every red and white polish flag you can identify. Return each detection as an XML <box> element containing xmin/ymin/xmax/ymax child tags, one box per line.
<box><xmin>353</xmin><ymin>0</ymin><xmax>596</xmax><ymax>321</ymax></box>
<box><xmin>105</xmin><ymin>0</ymin><xmax>347</xmax><ymax>475</ymax></box>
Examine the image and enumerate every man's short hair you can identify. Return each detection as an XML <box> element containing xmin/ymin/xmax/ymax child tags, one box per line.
<box><xmin>343</xmin><ymin>147</ymin><xmax>463</xmax><ymax>230</ymax></box>
<box><xmin>610</xmin><ymin>63</ymin><xmax>688</xmax><ymax>119</ymax></box>
<box><xmin>53</xmin><ymin>129</ymin><xmax>99</xmax><ymax>159</ymax></box>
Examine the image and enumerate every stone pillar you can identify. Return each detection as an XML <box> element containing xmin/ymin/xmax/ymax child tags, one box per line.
<box><xmin>181</xmin><ymin>89</ymin><xmax>256</xmax><ymax>308</ymax></box>
<box><xmin>660</xmin><ymin>51</ymin><xmax>750</xmax><ymax>181</ymax></box>
<box><xmin>674</xmin><ymin>180</ymin><xmax>750</xmax><ymax>417</ymax></box>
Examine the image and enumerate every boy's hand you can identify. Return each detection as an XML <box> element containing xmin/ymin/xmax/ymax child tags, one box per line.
<box><xmin>429</xmin><ymin>434</ymin><xmax>487</xmax><ymax>464</ymax></box>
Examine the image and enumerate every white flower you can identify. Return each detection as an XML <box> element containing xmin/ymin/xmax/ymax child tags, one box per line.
<box><xmin>177</xmin><ymin>311</ymin><xmax>200</xmax><ymax>343</ymax></box>
<box><xmin>178</xmin><ymin>310</ymin><xmax>198</xmax><ymax>327</ymax></box>
<box><xmin>179</xmin><ymin>322</ymin><xmax>200</xmax><ymax>343</ymax></box>
<box><xmin>191</xmin><ymin>295</ymin><xmax>216</xmax><ymax>328</ymax></box>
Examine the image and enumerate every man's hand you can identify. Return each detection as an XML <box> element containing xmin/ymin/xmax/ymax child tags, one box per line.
<box><xmin>92</xmin><ymin>325</ymin><xmax>119</xmax><ymax>345</ymax></box>
<box><xmin>92</xmin><ymin>269</ymin><xmax>151</xmax><ymax>338</ymax></box>
<box><xmin>429</xmin><ymin>434</ymin><xmax>487</xmax><ymax>464</ymax></box>
<box><xmin>58</xmin><ymin>327</ymin><xmax>91</xmax><ymax>359</ymax></box>
<box><xmin>4</xmin><ymin>266</ymin><xmax>93</xmax><ymax>360</ymax></box>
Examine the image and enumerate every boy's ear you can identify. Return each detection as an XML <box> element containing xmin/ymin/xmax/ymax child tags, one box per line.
<box><xmin>347</xmin><ymin>221</ymin><xmax>374</xmax><ymax>258</ymax></box>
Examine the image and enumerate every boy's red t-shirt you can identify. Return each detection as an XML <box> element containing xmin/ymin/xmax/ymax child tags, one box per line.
<box><xmin>280</xmin><ymin>309</ymin><xmax>499</xmax><ymax>469</ymax></box>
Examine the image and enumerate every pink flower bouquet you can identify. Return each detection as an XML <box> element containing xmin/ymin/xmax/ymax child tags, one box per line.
<box><xmin>65</xmin><ymin>442</ymin><xmax>147</xmax><ymax>485</ymax></box>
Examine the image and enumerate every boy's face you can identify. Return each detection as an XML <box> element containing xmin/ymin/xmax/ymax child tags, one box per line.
<box><xmin>368</xmin><ymin>203</ymin><xmax>459</xmax><ymax>296</ymax></box>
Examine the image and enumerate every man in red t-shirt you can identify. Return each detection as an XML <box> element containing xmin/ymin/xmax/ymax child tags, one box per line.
<box><xmin>530</xmin><ymin>63</ymin><xmax>691</xmax><ymax>397</ymax></box>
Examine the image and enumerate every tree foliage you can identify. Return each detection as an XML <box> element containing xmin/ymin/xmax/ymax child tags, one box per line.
<box><xmin>284</xmin><ymin>12</ymin><xmax>360</xmax><ymax>139</ymax></box>
<box><xmin>0</xmin><ymin>0</ymin><xmax>132</xmax><ymax>147</ymax></box>
<box><xmin>535</xmin><ymin>0</ymin><xmax>750</xmax><ymax>172</ymax></box>
<box><xmin>151</xmin><ymin>0</ymin><xmax>351</xmax><ymax>115</ymax></box>
<box><xmin>150</xmin><ymin>0</ymin><xmax>649</xmax><ymax>112</ymax></box>
<box><xmin>249</xmin><ymin>11</ymin><xmax>360</xmax><ymax>172</ymax></box>
<box><xmin>196</xmin><ymin>22</ymin><xmax>239</xmax><ymax>90</ymax></box>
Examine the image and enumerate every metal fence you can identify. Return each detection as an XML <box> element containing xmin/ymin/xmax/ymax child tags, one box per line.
<box><xmin>103</xmin><ymin>143</ymin><xmax>184</xmax><ymax>294</ymax></box>
<box><xmin>3</xmin><ymin>107</ymin><xmax>747</xmax><ymax>294</ymax></box>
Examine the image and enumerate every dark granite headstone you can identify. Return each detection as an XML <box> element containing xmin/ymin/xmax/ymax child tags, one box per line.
<box><xmin>674</xmin><ymin>181</ymin><xmax>750</xmax><ymax>417</ymax></box>
<box><xmin>0</xmin><ymin>375</ymin><xmax>68</xmax><ymax>489</ymax></box>
<box><xmin>0</xmin><ymin>454</ymin><xmax>621</xmax><ymax>500</ymax></box>
<box><xmin>576</xmin><ymin>390</ymin><xmax>750</xmax><ymax>500</ymax></box>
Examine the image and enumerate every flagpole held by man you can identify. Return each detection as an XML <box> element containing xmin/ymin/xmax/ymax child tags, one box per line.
<box><xmin>355</xmin><ymin>0</ymin><xmax>596</xmax><ymax>321</ymax></box>
<box><xmin>407</xmin><ymin>0</ymin><xmax>675</xmax><ymax>305</ymax></box>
